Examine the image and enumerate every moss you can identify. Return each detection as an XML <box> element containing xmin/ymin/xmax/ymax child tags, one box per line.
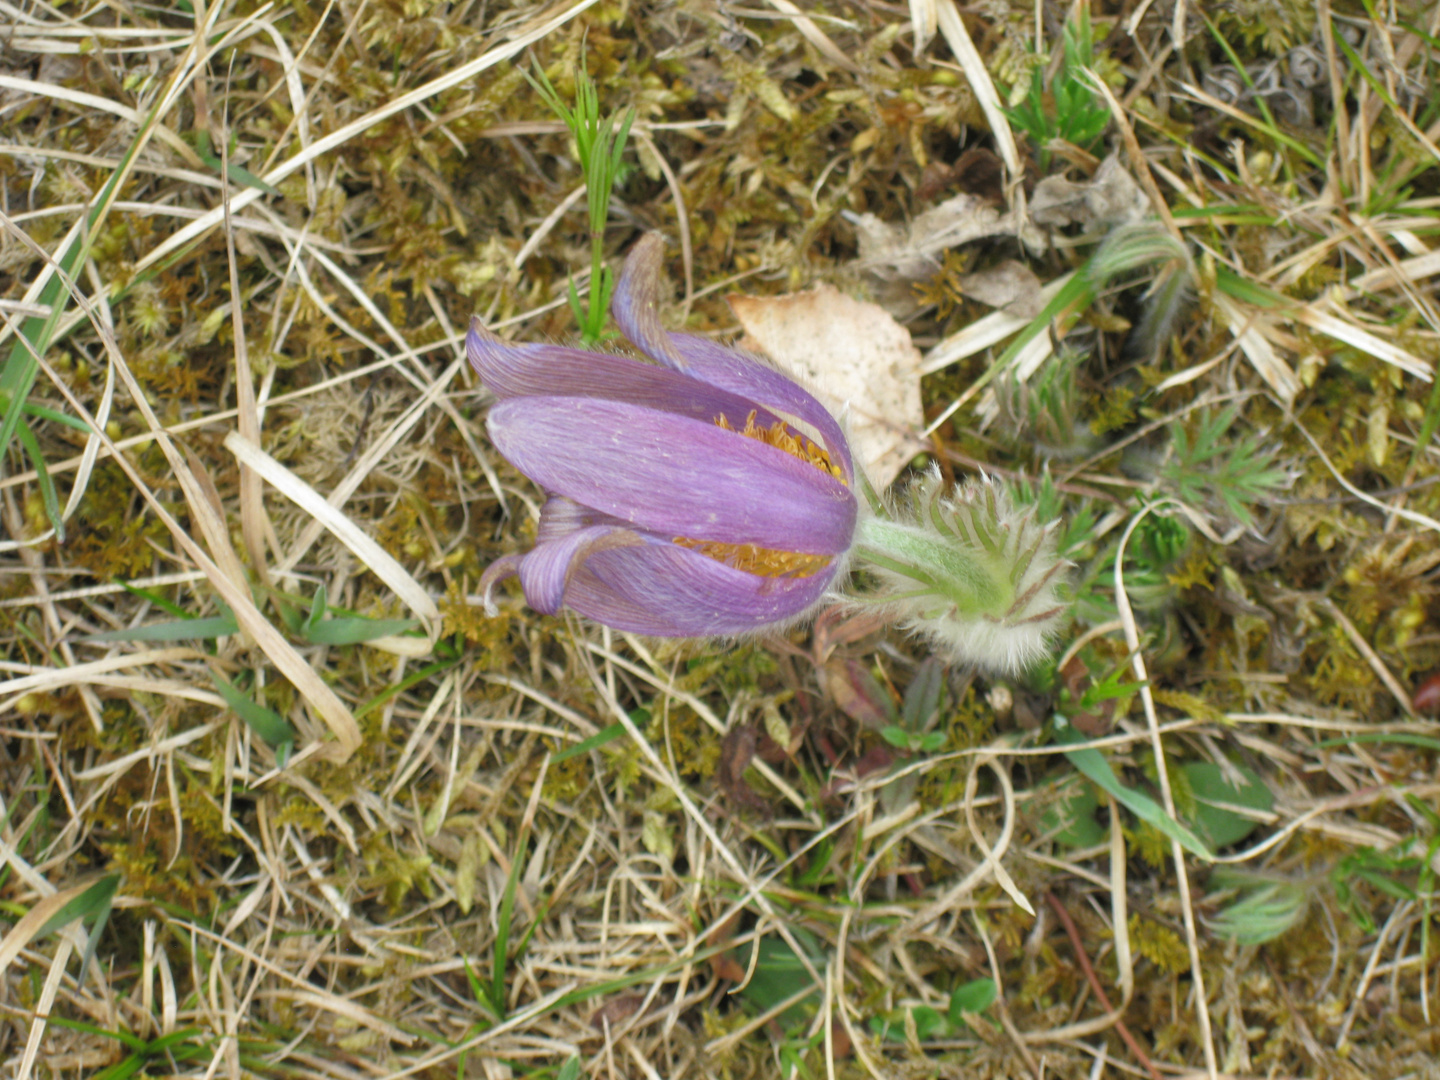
<box><xmin>649</xmin><ymin>706</ymin><xmax>722</xmax><ymax>779</ymax></box>
<box><xmin>360</xmin><ymin>833</ymin><xmax>435</xmax><ymax>913</ymax></box>
<box><xmin>1</xmin><ymin>1</ymin><xmax>1435</xmax><ymax>1074</ymax></box>
<box><xmin>64</xmin><ymin>456</ymin><xmax>172</xmax><ymax>579</ymax></box>
<box><xmin>86</xmin><ymin>740</ymin><xmax>239</xmax><ymax>916</ymax></box>
<box><xmin>1130</xmin><ymin>915</ymin><xmax>1191</xmax><ymax>975</ymax></box>
<box><xmin>308</xmin><ymin>715</ymin><xmax>408</xmax><ymax>809</ymax></box>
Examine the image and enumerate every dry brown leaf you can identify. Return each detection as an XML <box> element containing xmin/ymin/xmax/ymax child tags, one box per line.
<box><xmin>590</xmin><ymin>994</ymin><xmax>647</xmax><ymax>1030</ymax></box>
<box><xmin>716</xmin><ymin>724</ymin><xmax>770</xmax><ymax>815</ymax></box>
<box><xmin>1031</xmin><ymin>153</ymin><xmax>1149</xmax><ymax>230</ymax></box>
<box><xmin>823</xmin><ymin>659</ymin><xmax>893</xmax><ymax>730</ymax></box>
<box><xmin>730</xmin><ymin>285</ymin><xmax>924</xmax><ymax>488</ymax></box>
<box><xmin>916</xmin><ymin>146</ymin><xmax>1007</xmax><ymax>203</ymax></box>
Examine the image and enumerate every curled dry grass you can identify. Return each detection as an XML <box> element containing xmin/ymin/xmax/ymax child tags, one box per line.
<box><xmin>0</xmin><ymin>0</ymin><xmax>1439</xmax><ymax>1078</ymax></box>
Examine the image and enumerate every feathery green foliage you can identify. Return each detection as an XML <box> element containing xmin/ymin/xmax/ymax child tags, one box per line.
<box><xmin>1161</xmin><ymin>406</ymin><xmax>1286</xmax><ymax>525</ymax></box>
<box><xmin>1003</xmin><ymin>6</ymin><xmax>1111</xmax><ymax>170</ymax></box>
<box><xmin>525</xmin><ymin>57</ymin><xmax>635</xmax><ymax>346</ymax></box>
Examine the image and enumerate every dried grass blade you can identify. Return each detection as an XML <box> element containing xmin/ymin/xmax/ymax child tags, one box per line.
<box><xmin>175</xmin><ymin>446</ymin><xmax>251</xmax><ymax>597</ymax></box>
<box><xmin>15</xmin><ymin>936</ymin><xmax>72</xmax><ymax>1080</ymax></box>
<box><xmin>73</xmin><ymin>722</ymin><xmax>220</xmax><ymax>782</ymax></box>
<box><xmin>0</xmin><ymin>646</ymin><xmax>203</xmax><ymax>699</ymax></box>
<box><xmin>760</xmin><ymin>0</ymin><xmax>860</xmax><ymax>73</ymax></box>
<box><xmin>0</xmin><ymin>878</ymin><xmax>96</xmax><ymax>981</ymax></box>
<box><xmin>1292</xmin><ymin>302</ymin><xmax>1432</xmax><ymax>381</ymax></box>
<box><xmin>924</xmin><ymin>269</ymin><xmax>1090</xmax><ymax>437</ymax></box>
<box><xmin>922</xmin><ymin>274</ymin><xmax>1073</xmax><ymax>375</ymax></box>
<box><xmin>0</xmin><ymin>75</ymin><xmax>195</xmax><ymax>161</ymax></box>
<box><xmin>287</xmin><ymin>989</ymin><xmax>416</xmax><ymax>1045</ymax></box>
<box><xmin>1113</xmin><ymin>503</ymin><xmax>1219</xmax><ymax>1079</ymax></box>
<box><xmin>133</xmin><ymin>0</ymin><xmax>605</xmax><ymax>276</ymax></box>
<box><xmin>1211</xmin><ymin>292</ymin><xmax>1299</xmax><ymax>404</ymax></box>
<box><xmin>223</xmin><ymin>431</ymin><xmax>440</xmax><ymax>633</ymax></box>
<box><xmin>934</xmin><ymin>0</ymin><xmax>1019</xmax><ymax>177</ymax></box>
<box><xmin>1347</xmin><ymin>248</ymin><xmax>1440</xmax><ymax>295</ymax></box>
<box><xmin>222</xmin><ymin>144</ymin><xmax>271</xmax><ymax>585</ymax></box>
<box><xmin>515</xmin><ymin>183</ymin><xmax>587</xmax><ymax>268</ymax></box>
<box><xmin>1108</xmin><ymin>795</ymin><xmax>1133</xmax><ymax>1002</ymax></box>
<box><xmin>910</xmin><ymin>0</ymin><xmax>938</xmax><ymax>52</ymax></box>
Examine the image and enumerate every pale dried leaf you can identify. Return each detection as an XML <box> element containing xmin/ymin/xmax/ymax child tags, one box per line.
<box><xmin>730</xmin><ymin>285</ymin><xmax>924</xmax><ymax>488</ymax></box>
<box><xmin>959</xmin><ymin>259</ymin><xmax>1045</xmax><ymax>318</ymax></box>
<box><xmin>850</xmin><ymin>193</ymin><xmax>1030</xmax><ymax>280</ymax></box>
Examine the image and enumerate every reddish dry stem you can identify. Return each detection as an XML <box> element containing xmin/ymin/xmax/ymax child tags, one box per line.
<box><xmin>1045</xmin><ymin>892</ymin><xmax>1164</xmax><ymax>1080</ymax></box>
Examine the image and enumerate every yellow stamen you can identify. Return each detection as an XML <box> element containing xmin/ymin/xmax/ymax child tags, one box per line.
<box><xmin>716</xmin><ymin>410</ymin><xmax>846</xmax><ymax>482</ymax></box>
<box><xmin>679</xmin><ymin>410</ymin><xmax>842</xmax><ymax>577</ymax></box>
<box><xmin>672</xmin><ymin>537</ymin><xmax>832</xmax><ymax>578</ymax></box>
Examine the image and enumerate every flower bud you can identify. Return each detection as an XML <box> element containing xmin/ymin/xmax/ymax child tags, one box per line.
<box><xmin>853</xmin><ymin>468</ymin><xmax>1067</xmax><ymax>674</ymax></box>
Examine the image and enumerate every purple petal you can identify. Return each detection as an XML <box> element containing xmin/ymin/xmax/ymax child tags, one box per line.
<box><xmin>607</xmin><ymin>233</ymin><xmax>692</xmax><ymax>369</ymax></box>
<box><xmin>611</xmin><ymin>236</ymin><xmax>854</xmax><ymax>484</ymax></box>
<box><xmin>517</xmin><ymin>525</ymin><xmax>644</xmax><ymax>614</ymax></box>
<box><xmin>669</xmin><ymin>333</ymin><xmax>855</xmax><ymax>485</ymax></box>
<box><xmin>564</xmin><ymin>540</ymin><xmax>840</xmax><ymax>635</ymax></box>
<box><xmin>479</xmin><ymin>552</ymin><xmax>523</xmax><ymax>614</ymax></box>
<box><xmin>466</xmin><ymin>318</ymin><xmax>789</xmax><ymax>431</ymax></box>
<box><xmin>488</xmin><ymin>397</ymin><xmax>856</xmax><ymax>554</ymax></box>
<box><xmin>535</xmin><ymin>495</ymin><xmax>629</xmax><ymax>544</ymax></box>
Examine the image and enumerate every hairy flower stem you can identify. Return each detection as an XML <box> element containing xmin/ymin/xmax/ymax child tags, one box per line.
<box><xmin>855</xmin><ymin>516</ymin><xmax>1008</xmax><ymax>616</ymax></box>
<box><xmin>849</xmin><ymin>470</ymin><xmax>1068</xmax><ymax>675</ymax></box>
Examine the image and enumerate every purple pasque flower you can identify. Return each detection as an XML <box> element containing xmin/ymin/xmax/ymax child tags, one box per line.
<box><xmin>468</xmin><ymin>233</ymin><xmax>857</xmax><ymax>636</ymax></box>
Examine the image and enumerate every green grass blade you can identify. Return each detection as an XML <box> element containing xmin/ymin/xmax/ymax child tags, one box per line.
<box><xmin>33</xmin><ymin>1014</ymin><xmax>149</xmax><ymax>1051</ymax></box>
<box><xmin>7</xmin><ymin>397</ymin><xmax>91</xmax><ymax>434</ymax></box>
<box><xmin>1316</xmin><ymin>732</ymin><xmax>1440</xmax><ymax>752</ymax></box>
<box><xmin>144</xmin><ymin>1027</ymin><xmax>207</xmax><ymax>1054</ymax></box>
<box><xmin>1196</xmin><ymin>10</ymin><xmax>1323</xmax><ymax>168</ymax></box>
<box><xmin>0</xmin><ymin>218</ymin><xmax>91</xmax><ymax>481</ymax></box>
<box><xmin>1054</xmin><ymin>720</ymin><xmax>1214</xmax><ymax>860</ymax></box>
<box><xmin>117</xmin><ymin>581</ymin><xmax>193</xmax><ymax>619</ymax></box>
<box><xmin>210</xmin><ymin>671</ymin><xmax>296</xmax><ymax>761</ymax></box>
<box><xmin>925</xmin><ymin>268</ymin><xmax>1093</xmax><ymax>435</ymax></box>
<box><xmin>34</xmin><ymin>873</ymin><xmax>120</xmax><ymax>984</ymax></box>
<box><xmin>14</xmin><ymin>415</ymin><xmax>63</xmax><ymax>542</ymax></box>
<box><xmin>193</xmin><ymin>129</ymin><xmax>281</xmax><ymax>195</ymax></box>
<box><xmin>1408</xmin><ymin>366</ymin><xmax>1440</xmax><ymax>473</ymax></box>
<box><xmin>1214</xmin><ymin>266</ymin><xmax>1289</xmax><ymax>308</ymax></box>
<box><xmin>35</xmin><ymin>874</ymin><xmax>120</xmax><ymax>941</ymax></box>
<box><xmin>354</xmin><ymin>658</ymin><xmax>460</xmax><ymax>720</ymax></box>
<box><xmin>304</xmin><ymin>582</ymin><xmax>328</xmax><ymax>636</ymax></box>
<box><xmin>551</xmin><ymin>721</ymin><xmax>626</xmax><ymax>763</ymax></box>
<box><xmin>293</xmin><ymin>582</ymin><xmax>420</xmax><ymax>643</ymax></box>
<box><xmin>998</xmin><ymin>270</ymin><xmax>1093</xmax><ymax>372</ymax></box>
<box><xmin>83</xmin><ymin>615</ymin><xmax>240</xmax><ymax>643</ymax></box>
<box><xmin>462</xmin><ymin>955</ymin><xmax>488</xmax><ymax>1006</ymax></box>
<box><xmin>301</xmin><ymin>616</ymin><xmax>420</xmax><ymax>646</ymax></box>
<box><xmin>89</xmin><ymin>1054</ymin><xmax>149</xmax><ymax>1080</ymax></box>
<box><xmin>491</xmin><ymin>827</ymin><xmax>531</xmax><ymax>1017</ymax></box>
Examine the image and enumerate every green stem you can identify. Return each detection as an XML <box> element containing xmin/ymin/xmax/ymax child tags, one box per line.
<box><xmin>856</xmin><ymin>516</ymin><xmax>1010</xmax><ymax>615</ymax></box>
